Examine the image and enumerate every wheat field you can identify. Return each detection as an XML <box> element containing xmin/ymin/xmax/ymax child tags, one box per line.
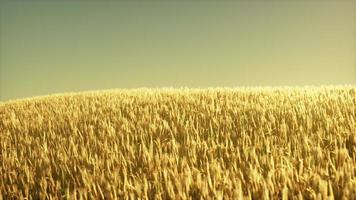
<box><xmin>0</xmin><ymin>87</ymin><xmax>356</xmax><ymax>199</ymax></box>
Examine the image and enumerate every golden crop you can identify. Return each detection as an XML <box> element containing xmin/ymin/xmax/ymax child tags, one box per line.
<box><xmin>0</xmin><ymin>87</ymin><xmax>356</xmax><ymax>199</ymax></box>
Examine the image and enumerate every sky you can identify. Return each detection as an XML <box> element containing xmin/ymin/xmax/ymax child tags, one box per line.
<box><xmin>0</xmin><ymin>0</ymin><xmax>355</xmax><ymax>101</ymax></box>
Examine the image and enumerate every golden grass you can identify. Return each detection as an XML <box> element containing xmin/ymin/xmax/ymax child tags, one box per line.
<box><xmin>0</xmin><ymin>87</ymin><xmax>356</xmax><ymax>199</ymax></box>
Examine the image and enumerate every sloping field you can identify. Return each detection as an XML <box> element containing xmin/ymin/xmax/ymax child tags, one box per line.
<box><xmin>1</xmin><ymin>87</ymin><xmax>356</xmax><ymax>199</ymax></box>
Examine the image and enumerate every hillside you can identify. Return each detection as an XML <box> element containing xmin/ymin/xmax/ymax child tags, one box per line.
<box><xmin>1</xmin><ymin>87</ymin><xmax>356</xmax><ymax>199</ymax></box>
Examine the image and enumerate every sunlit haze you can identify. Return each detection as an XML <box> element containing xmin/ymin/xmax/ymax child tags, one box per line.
<box><xmin>0</xmin><ymin>0</ymin><xmax>355</xmax><ymax>101</ymax></box>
